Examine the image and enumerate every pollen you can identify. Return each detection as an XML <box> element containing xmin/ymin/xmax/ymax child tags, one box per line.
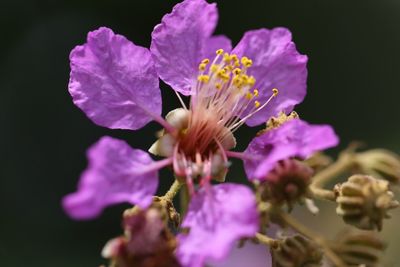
<box><xmin>253</xmin><ymin>89</ymin><xmax>259</xmax><ymax>97</ymax></box>
<box><xmin>246</xmin><ymin>92</ymin><xmax>253</xmax><ymax>100</ymax></box>
<box><xmin>241</xmin><ymin>56</ymin><xmax>253</xmax><ymax>68</ymax></box>
<box><xmin>210</xmin><ymin>64</ymin><xmax>219</xmax><ymax>73</ymax></box>
<box><xmin>272</xmin><ymin>88</ymin><xmax>279</xmax><ymax>96</ymax></box>
<box><xmin>223</xmin><ymin>53</ymin><xmax>231</xmax><ymax>63</ymax></box>
<box><xmin>201</xmin><ymin>58</ymin><xmax>210</xmax><ymax>64</ymax></box>
<box><xmin>233</xmin><ymin>68</ymin><xmax>241</xmax><ymax>75</ymax></box>
<box><xmin>216</xmin><ymin>49</ymin><xmax>224</xmax><ymax>55</ymax></box>
<box><xmin>215</xmin><ymin>83</ymin><xmax>222</xmax><ymax>90</ymax></box>
<box><xmin>254</xmin><ymin>100</ymin><xmax>261</xmax><ymax>108</ymax></box>
<box><xmin>198</xmin><ymin>63</ymin><xmax>207</xmax><ymax>71</ymax></box>
<box><xmin>198</xmin><ymin>75</ymin><xmax>210</xmax><ymax>83</ymax></box>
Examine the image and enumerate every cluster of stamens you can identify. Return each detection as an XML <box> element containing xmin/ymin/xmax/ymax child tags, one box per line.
<box><xmin>169</xmin><ymin>49</ymin><xmax>279</xmax><ymax>190</ymax></box>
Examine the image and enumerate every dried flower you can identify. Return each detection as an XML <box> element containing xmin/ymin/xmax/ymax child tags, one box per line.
<box><xmin>331</xmin><ymin>229</ymin><xmax>386</xmax><ymax>267</ymax></box>
<box><xmin>258</xmin><ymin>159</ymin><xmax>313</xmax><ymax>208</ymax></box>
<box><xmin>102</xmin><ymin>208</ymin><xmax>180</xmax><ymax>267</ymax></box>
<box><xmin>335</xmin><ymin>174</ymin><xmax>399</xmax><ymax>230</ymax></box>
<box><xmin>271</xmin><ymin>234</ymin><xmax>323</xmax><ymax>267</ymax></box>
<box><xmin>354</xmin><ymin>149</ymin><xmax>400</xmax><ymax>184</ymax></box>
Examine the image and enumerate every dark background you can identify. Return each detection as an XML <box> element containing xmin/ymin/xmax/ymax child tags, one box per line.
<box><xmin>1</xmin><ymin>0</ymin><xmax>400</xmax><ymax>266</ymax></box>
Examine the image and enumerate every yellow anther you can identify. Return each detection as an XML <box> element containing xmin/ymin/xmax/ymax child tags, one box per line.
<box><xmin>245</xmin><ymin>59</ymin><xmax>252</xmax><ymax>67</ymax></box>
<box><xmin>216</xmin><ymin>49</ymin><xmax>224</xmax><ymax>55</ymax></box>
<box><xmin>247</xmin><ymin>76</ymin><xmax>256</xmax><ymax>86</ymax></box>
<box><xmin>241</xmin><ymin>56</ymin><xmax>253</xmax><ymax>68</ymax></box>
<box><xmin>232</xmin><ymin>76</ymin><xmax>242</xmax><ymax>87</ymax></box>
<box><xmin>230</xmin><ymin>54</ymin><xmax>238</xmax><ymax>61</ymax></box>
<box><xmin>223</xmin><ymin>53</ymin><xmax>231</xmax><ymax>63</ymax></box>
<box><xmin>198</xmin><ymin>75</ymin><xmax>210</xmax><ymax>83</ymax></box>
<box><xmin>253</xmin><ymin>89</ymin><xmax>259</xmax><ymax>97</ymax></box>
<box><xmin>210</xmin><ymin>64</ymin><xmax>219</xmax><ymax>73</ymax></box>
<box><xmin>272</xmin><ymin>88</ymin><xmax>279</xmax><ymax>96</ymax></box>
<box><xmin>254</xmin><ymin>100</ymin><xmax>261</xmax><ymax>108</ymax></box>
<box><xmin>246</xmin><ymin>92</ymin><xmax>253</xmax><ymax>100</ymax></box>
<box><xmin>198</xmin><ymin>63</ymin><xmax>207</xmax><ymax>71</ymax></box>
<box><xmin>233</xmin><ymin>68</ymin><xmax>241</xmax><ymax>75</ymax></box>
<box><xmin>201</xmin><ymin>58</ymin><xmax>210</xmax><ymax>64</ymax></box>
<box><xmin>223</xmin><ymin>66</ymin><xmax>231</xmax><ymax>72</ymax></box>
<box><xmin>215</xmin><ymin>83</ymin><xmax>222</xmax><ymax>90</ymax></box>
<box><xmin>241</xmin><ymin>74</ymin><xmax>249</xmax><ymax>82</ymax></box>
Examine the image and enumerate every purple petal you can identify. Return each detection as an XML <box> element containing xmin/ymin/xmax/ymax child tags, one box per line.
<box><xmin>177</xmin><ymin>183</ymin><xmax>259</xmax><ymax>267</ymax></box>
<box><xmin>244</xmin><ymin>119</ymin><xmax>339</xmax><ymax>180</ymax></box>
<box><xmin>232</xmin><ymin>28</ymin><xmax>308</xmax><ymax>126</ymax></box>
<box><xmin>63</xmin><ymin>136</ymin><xmax>160</xmax><ymax>220</ymax></box>
<box><xmin>208</xmin><ymin>241</ymin><xmax>272</xmax><ymax>267</ymax></box>
<box><xmin>69</xmin><ymin>27</ymin><xmax>161</xmax><ymax>130</ymax></box>
<box><xmin>203</xmin><ymin>35</ymin><xmax>233</xmax><ymax>62</ymax></box>
<box><xmin>150</xmin><ymin>0</ymin><xmax>219</xmax><ymax>95</ymax></box>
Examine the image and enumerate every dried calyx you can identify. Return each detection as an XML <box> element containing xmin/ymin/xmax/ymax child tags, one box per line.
<box><xmin>271</xmin><ymin>234</ymin><xmax>323</xmax><ymax>267</ymax></box>
<box><xmin>335</xmin><ymin>174</ymin><xmax>399</xmax><ymax>231</ymax></box>
<box><xmin>259</xmin><ymin>159</ymin><xmax>314</xmax><ymax>209</ymax></box>
<box><xmin>330</xmin><ymin>229</ymin><xmax>386</xmax><ymax>267</ymax></box>
<box><xmin>102</xmin><ymin>207</ymin><xmax>180</xmax><ymax>267</ymax></box>
<box><xmin>354</xmin><ymin>149</ymin><xmax>400</xmax><ymax>184</ymax></box>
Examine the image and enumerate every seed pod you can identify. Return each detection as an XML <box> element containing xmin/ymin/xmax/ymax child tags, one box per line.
<box><xmin>331</xmin><ymin>229</ymin><xmax>386</xmax><ymax>267</ymax></box>
<box><xmin>354</xmin><ymin>149</ymin><xmax>400</xmax><ymax>184</ymax></box>
<box><xmin>260</xmin><ymin>159</ymin><xmax>314</xmax><ymax>209</ymax></box>
<box><xmin>271</xmin><ymin>234</ymin><xmax>323</xmax><ymax>267</ymax></box>
<box><xmin>335</xmin><ymin>175</ymin><xmax>399</xmax><ymax>230</ymax></box>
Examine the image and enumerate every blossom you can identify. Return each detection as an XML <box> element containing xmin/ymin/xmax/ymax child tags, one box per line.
<box><xmin>63</xmin><ymin>0</ymin><xmax>331</xmax><ymax>265</ymax></box>
<box><xmin>243</xmin><ymin>118</ymin><xmax>339</xmax><ymax>181</ymax></box>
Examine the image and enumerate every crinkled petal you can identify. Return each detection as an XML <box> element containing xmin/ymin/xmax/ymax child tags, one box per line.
<box><xmin>63</xmin><ymin>136</ymin><xmax>160</xmax><ymax>220</ymax></box>
<box><xmin>150</xmin><ymin>0</ymin><xmax>218</xmax><ymax>95</ymax></box>
<box><xmin>69</xmin><ymin>27</ymin><xmax>161</xmax><ymax>130</ymax></box>
<box><xmin>244</xmin><ymin>119</ymin><xmax>339</xmax><ymax>180</ymax></box>
<box><xmin>208</xmin><ymin>241</ymin><xmax>272</xmax><ymax>267</ymax></box>
<box><xmin>232</xmin><ymin>28</ymin><xmax>308</xmax><ymax>126</ymax></box>
<box><xmin>177</xmin><ymin>183</ymin><xmax>259</xmax><ymax>267</ymax></box>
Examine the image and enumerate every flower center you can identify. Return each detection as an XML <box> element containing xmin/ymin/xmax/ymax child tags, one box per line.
<box><xmin>192</xmin><ymin>49</ymin><xmax>278</xmax><ymax>134</ymax></box>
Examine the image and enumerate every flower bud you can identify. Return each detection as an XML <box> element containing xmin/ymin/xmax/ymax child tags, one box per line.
<box><xmin>260</xmin><ymin>159</ymin><xmax>314</xmax><ymax>209</ymax></box>
<box><xmin>271</xmin><ymin>234</ymin><xmax>323</xmax><ymax>267</ymax></box>
<box><xmin>355</xmin><ymin>149</ymin><xmax>400</xmax><ymax>184</ymax></box>
<box><xmin>335</xmin><ymin>175</ymin><xmax>399</xmax><ymax>230</ymax></box>
<box><xmin>331</xmin><ymin>229</ymin><xmax>386</xmax><ymax>267</ymax></box>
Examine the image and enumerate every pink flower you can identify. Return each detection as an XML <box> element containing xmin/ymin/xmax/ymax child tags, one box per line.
<box><xmin>63</xmin><ymin>0</ymin><xmax>338</xmax><ymax>266</ymax></box>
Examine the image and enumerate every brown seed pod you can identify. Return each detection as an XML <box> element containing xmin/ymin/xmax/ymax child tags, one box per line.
<box><xmin>260</xmin><ymin>159</ymin><xmax>314</xmax><ymax>209</ymax></box>
<box><xmin>331</xmin><ymin>229</ymin><xmax>386</xmax><ymax>267</ymax></box>
<box><xmin>271</xmin><ymin>234</ymin><xmax>323</xmax><ymax>267</ymax></box>
<box><xmin>335</xmin><ymin>175</ymin><xmax>399</xmax><ymax>230</ymax></box>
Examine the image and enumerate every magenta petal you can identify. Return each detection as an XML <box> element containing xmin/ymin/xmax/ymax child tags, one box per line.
<box><xmin>150</xmin><ymin>0</ymin><xmax>218</xmax><ymax>95</ymax></box>
<box><xmin>177</xmin><ymin>183</ymin><xmax>259</xmax><ymax>267</ymax></box>
<box><xmin>232</xmin><ymin>28</ymin><xmax>308</xmax><ymax>126</ymax></box>
<box><xmin>62</xmin><ymin>136</ymin><xmax>160</xmax><ymax>220</ymax></box>
<box><xmin>203</xmin><ymin>35</ymin><xmax>232</xmax><ymax>62</ymax></box>
<box><xmin>244</xmin><ymin>119</ymin><xmax>339</xmax><ymax>180</ymax></box>
<box><xmin>69</xmin><ymin>27</ymin><xmax>161</xmax><ymax>130</ymax></box>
